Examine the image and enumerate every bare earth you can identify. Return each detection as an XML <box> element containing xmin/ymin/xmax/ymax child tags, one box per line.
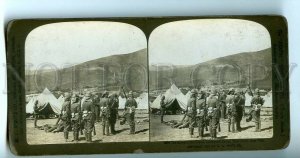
<box><xmin>150</xmin><ymin>114</ymin><xmax>273</xmax><ymax>141</ymax></box>
<box><xmin>27</xmin><ymin>110</ymin><xmax>149</xmax><ymax>144</ymax></box>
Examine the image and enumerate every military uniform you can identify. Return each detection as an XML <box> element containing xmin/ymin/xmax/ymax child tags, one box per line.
<box><xmin>207</xmin><ymin>94</ymin><xmax>220</xmax><ymax>139</ymax></box>
<box><xmin>234</xmin><ymin>92</ymin><xmax>245</xmax><ymax>131</ymax></box>
<box><xmin>33</xmin><ymin>100</ymin><xmax>39</xmax><ymax>128</ymax></box>
<box><xmin>99</xmin><ymin>94</ymin><xmax>110</xmax><ymax>136</ymax></box>
<box><xmin>186</xmin><ymin>89</ymin><xmax>197</xmax><ymax>138</ymax></box>
<box><xmin>81</xmin><ymin>94</ymin><xmax>95</xmax><ymax>142</ymax></box>
<box><xmin>160</xmin><ymin>96</ymin><xmax>166</xmax><ymax>123</ymax></box>
<box><xmin>70</xmin><ymin>95</ymin><xmax>81</xmax><ymax>142</ymax></box>
<box><xmin>250</xmin><ymin>93</ymin><xmax>264</xmax><ymax>132</ymax></box>
<box><xmin>109</xmin><ymin>94</ymin><xmax>119</xmax><ymax>134</ymax></box>
<box><xmin>61</xmin><ymin>94</ymin><xmax>71</xmax><ymax>142</ymax></box>
<box><xmin>226</xmin><ymin>94</ymin><xmax>237</xmax><ymax>133</ymax></box>
<box><xmin>196</xmin><ymin>97</ymin><xmax>206</xmax><ymax>139</ymax></box>
<box><xmin>219</xmin><ymin>92</ymin><xmax>227</xmax><ymax>119</ymax></box>
<box><xmin>93</xmin><ymin>95</ymin><xmax>101</xmax><ymax>122</ymax></box>
<box><xmin>124</xmin><ymin>93</ymin><xmax>137</xmax><ymax>135</ymax></box>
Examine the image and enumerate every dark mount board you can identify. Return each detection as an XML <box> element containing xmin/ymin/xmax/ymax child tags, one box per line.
<box><xmin>6</xmin><ymin>16</ymin><xmax>289</xmax><ymax>155</ymax></box>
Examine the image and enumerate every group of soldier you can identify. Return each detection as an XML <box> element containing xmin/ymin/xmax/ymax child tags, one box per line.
<box><xmin>160</xmin><ymin>88</ymin><xmax>265</xmax><ymax>140</ymax></box>
<box><xmin>34</xmin><ymin>90</ymin><xmax>138</xmax><ymax>143</ymax></box>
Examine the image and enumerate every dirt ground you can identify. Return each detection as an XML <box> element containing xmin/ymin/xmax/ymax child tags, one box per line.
<box><xmin>150</xmin><ymin>114</ymin><xmax>273</xmax><ymax>141</ymax></box>
<box><xmin>27</xmin><ymin>110</ymin><xmax>149</xmax><ymax>144</ymax></box>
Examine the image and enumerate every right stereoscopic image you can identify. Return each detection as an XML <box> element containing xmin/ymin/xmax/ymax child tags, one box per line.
<box><xmin>149</xmin><ymin>19</ymin><xmax>273</xmax><ymax>141</ymax></box>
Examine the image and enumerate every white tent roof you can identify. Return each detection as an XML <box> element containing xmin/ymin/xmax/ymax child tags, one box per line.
<box><xmin>26</xmin><ymin>88</ymin><xmax>62</xmax><ymax>114</ymax></box>
<box><xmin>150</xmin><ymin>84</ymin><xmax>187</xmax><ymax>110</ymax></box>
<box><xmin>136</xmin><ymin>92</ymin><xmax>149</xmax><ymax>109</ymax></box>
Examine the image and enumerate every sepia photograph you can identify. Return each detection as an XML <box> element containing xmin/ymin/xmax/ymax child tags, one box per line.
<box><xmin>25</xmin><ymin>21</ymin><xmax>149</xmax><ymax>144</ymax></box>
<box><xmin>149</xmin><ymin>19</ymin><xmax>273</xmax><ymax>141</ymax></box>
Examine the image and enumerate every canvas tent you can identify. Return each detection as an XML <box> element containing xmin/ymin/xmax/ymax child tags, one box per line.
<box><xmin>118</xmin><ymin>92</ymin><xmax>149</xmax><ymax>110</ymax></box>
<box><xmin>150</xmin><ymin>84</ymin><xmax>187</xmax><ymax>114</ymax></box>
<box><xmin>136</xmin><ymin>92</ymin><xmax>149</xmax><ymax>109</ymax></box>
<box><xmin>26</xmin><ymin>88</ymin><xmax>62</xmax><ymax>115</ymax></box>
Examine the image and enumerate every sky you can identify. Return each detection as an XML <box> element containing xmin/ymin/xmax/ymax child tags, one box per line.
<box><xmin>25</xmin><ymin>21</ymin><xmax>147</xmax><ymax>70</ymax></box>
<box><xmin>149</xmin><ymin>19</ymin><xmax>271</xmax><ymax>66</ymax></box>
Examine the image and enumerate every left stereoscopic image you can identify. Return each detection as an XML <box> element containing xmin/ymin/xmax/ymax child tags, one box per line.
<box><xmin>25</xmin><ymin>21</ymin><xmax>149</xmax><ymax>144</ymax></box>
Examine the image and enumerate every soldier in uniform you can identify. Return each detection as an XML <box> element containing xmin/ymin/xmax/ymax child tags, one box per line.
<box><xmin>109</xmin><ymin>93</ymin><xmax>119</xmax><ymax>135</ymax></box>
<box><xmin>207</xmin><ymin>89</ymin><xmax>220</xmax><ymax>140</ymax></box>
<box><xmin>226</xmin><ymin>88</ymin><xmax>235</xmax><ymax>132</ymax></box>
<box><xmin>160</xmin><ymin>95</ymin><xmax>166</xmax><ymax>123</ymax></box>
<box><xmin>196</xmin><ymin>90</ymin><xmax>207</xmax><ymax>139</ymax></box>
<box><xmin>70</xmin><ymin>94</ymin><xmax>81</xmax><ymax>142</ymax></box>
<box><xmin>61</xmin><ymin>93</ymin><xmax>71</xmax><ymax>142</ymax></box>
<box><xmin>250</xmin><ymin>90</ymin><xmax>264</xmax><ymax>132</ymax></box>
<box><xmin>234</xmin><ymin>89</ymin><xmax>246</xmax><ymax>131</ymax></box>
<box><xmin>124</xmin><ymin>91</ymin><xmax>138</xmax><ymax>135</ymax></box>
<box><xmin>186</xmin><ymin>89</ymin><xmax>197</xmax><ymax>138</ymax></box>
<box><xmin>81</xmin><ymin>92</ymin><xmax>95</xmax><ymax>142</ymax></box>
<box><xmin>93</xmin><ymin>93</ymin><xmax>101</xmax><ymax>122</ymax></box>
<box><xmin>99</xmin><ymin>91</ymin><xmax>110</xmax><ymax>136</ymax></box>
<box><xmin>33</xmin><ymin>100</ymin><xmax>39</xmax><ymax>128</ymax></box>
<box><xmin>219</xmin><ymin>90</ymin><xmax>227</xmax><ymax>120</ymax></box>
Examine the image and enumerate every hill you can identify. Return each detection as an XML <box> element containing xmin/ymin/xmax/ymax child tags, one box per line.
<box><xmin>26</xmin><ymin>49</ymin><xmax>148</xmax><ymax>94</ymax></box>
<box><xmin>149</xmin><ymin>48</ymin><xmax>272</xmax><ymax>90</ymax></box>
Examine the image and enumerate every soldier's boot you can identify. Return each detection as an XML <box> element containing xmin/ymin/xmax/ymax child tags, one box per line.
<box><xmin>89</xmin><ymin>133</ymin><xmax>93</xmax><ymax>142</ymax></box>
<box><xmin>237</xmin><ymin>121</ymin><xmax>241</xmax><ymax>131</ymax></box>
<box><xmin>106</xmin><ymin>125</ymin><xmax>110</xmax><ymax>136</ymax></box>
<box><xmin>232</xmin><ymin>122</ymin><xmax>236</xmax><ymax>133</ymax></box>
<box><xmin>214</xmin><ymin>129</ymin><xmax>217</xmax><ymax>139</ymax></box>
<box><xmin>228</xmin><ymin>123</ymin><xmax>231</xmax><ymax>132</ymax></box>
<box><xmin>111</xmin><ymin>124</ymin><xmax>115</xmax><ymax>135</ymax></box>
<box><xmin>255</xmin><ymin>122</ymin><xmax>259</xmax><ymax>132</ymax></box>
<box><xmin>85</xmin><ymin>131</ymin><xmax>88</xmax><ymax>141</ymax></box>
<box><xmin>210</xmin><ymin>130</ymin><xmax>214</xmax><ymax>140</ymax></box>
<box><xmin>198</xmin><ymin>128</ymin><xmax>203</xmax><ymax>139</ymax></box>
<box><xmin>102</xmin><ymin>125</ymin><xmax>106</xmax><ymax>135</ymax></box>
<box><xmin>75</xmin><ymin>131</ymin><xmax>79</xmax><ymax>142</ymax></box>
<box><xmin>34</xmin><ymin>119</ymin><xmax>38</xmax><ymax>128</ymax></box>
<box><xmin>190</xmin><ymin>128</ymin><xmax>194</xmax><ymax>138</ymax></box>
<box><xmin>258</xmin><ymin>121</ymin><xmax>261</xmax><ymax>132</ymax></box>
<box><xmin>64</xmin><ymin>132</ymin><xmax>69</xmax><ymax>142</ymax></box>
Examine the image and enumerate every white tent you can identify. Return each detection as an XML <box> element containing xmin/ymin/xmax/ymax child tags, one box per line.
<box><xmin>150</xmin><ymin>84</ymin><xmax>187</xmax><ymax>110</ymax></box>
<box><xmin>244</xmin><ymin>93</ymin><xmax>272</xmax><ymax>108</ymax></box>
<box><xmin>118</xmin><ymin>96</ymin><xmax>127</xmax><ymax>109</ymax></box>
<box><xmin>136</xmin><ymin>92</ymin><xmax>149</xmax><ymax>109</ymax></box>
<box><xmin>57</xmin><ymin>95</ymin><xmax>65</xmax><ymax>106</ymax></box>
<box><xmin>26</xmin><ymin>88</ymin><xmax>62</xmax><ymax>114</ymax></box>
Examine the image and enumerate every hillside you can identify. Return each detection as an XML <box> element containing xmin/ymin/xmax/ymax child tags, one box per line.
<box><xmin>26</xmin><ymin>49</ymin><xmax>148</xmax><ymax>94</ymax></box>
<box><xmin>149</xmin><ymin>48</ymin><xmax>272</xmax><ymax>90</ymax></box>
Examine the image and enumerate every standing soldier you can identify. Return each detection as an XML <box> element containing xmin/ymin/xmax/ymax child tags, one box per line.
<box><xmin>99</xmin><ymin>91</ymin><xmax>110</xmax><ymax>136</ymax></box>
<box><xmin>109</xmin><ymin>93</ymin><xmax>119</xmax><ymax>135</ymax></box>
<box><xmin>250</xmin><ymin>90</ymin><xmax>264</xmax><ymax>132</ymax></box>
<box><xmin>234</xmin><ymin>89</ymin><xmax>246</xmax><ymax>131</ymax></box>
<box><xmin>196</xmin><ymin>91</ymin><xmax>206</xmax><ymax>139</ymax></box>
<box><xmin>33</xmin><ymin>100</ymin><xmax>39</xmax><ymax>128</ymax></box>
<box><xmin>61</xmin><ymin>93</ymin><xmax>71</xmax><ymax>142</ymax></box>
<box><xmin>207</xmin><ymin>89</ymin><xmax>220</xmax><ymax>140</ymax></box>
<box><xmin>124</xmin><ymin>91</ymin><xmax>137</xmax><ymax>135</ymax></box>
<box><xmin>186</xmin><ymin>89</ymin><xmax>197</xmax><ymax>138</ymax></box>
<box><xmin>219</xmin><ymin>90</ymin><xmax>227</xmax><ymax>120</ymax></box>
<box><xmin>81</xmin><ymin>92</ymin><xmax>95</xmax><ymax>142</ymax></box>
<box><xmin>93</xmin><ymin>93</ymin><xmax>101</xmax><ymax>122</ymax></box>
<box><xmin>70</xmin><ymin>94</ymin><xmax>81</xmax><ymax>142</ymax></box>
<box><xmin>160</xmin><ymin>95</ymin><xmax>166</xmax><ymax>123</ymax></box>
<box><xmin>226</xmin><ymin>88</ymin><xmax>235</xmax><ymax>132</ymax></box>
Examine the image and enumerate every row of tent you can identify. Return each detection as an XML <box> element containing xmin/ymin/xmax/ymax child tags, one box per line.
<box><xmin>149</xmin><ymin>84</ymin><xmax>273</xmax><ymax>111</ymax></box>
<box><xmin>26</xmin><ymin>88</ymin><xmax>149</xmax><ymax>115</ymax></box>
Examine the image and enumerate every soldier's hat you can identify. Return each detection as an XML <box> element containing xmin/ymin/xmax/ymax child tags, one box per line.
<box><xmin>255</xmin><ymin>89</ymin><xmax>260</xmax><ymax>95</ymax></box>
<box><xmin>71</xmin><ymin>94</ymin><xmax>79</xmax><ymax>98</ymax></box>
<box><xmin>161</xmin><ymin>95</ymin><xmax>165</xmax><ymax>100</ymax></box>
<box><xmin>191</xmin><ymin>89</ymin><xmax>198</xmax><ymax>94</ymax></box>
<box><xmin>85</xmin><ymin>92</ymin><xmax>91</xmax><ymax>98</ymax></box>
<box><xmin>128</xmin><ymin>91</ymin><xmax>134</xmax><ymax>96</ymax></box>
<box><xmin>64</xmin><ymin>92</ymin><xmax>71</xmax><ymax>99</ymax></box>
